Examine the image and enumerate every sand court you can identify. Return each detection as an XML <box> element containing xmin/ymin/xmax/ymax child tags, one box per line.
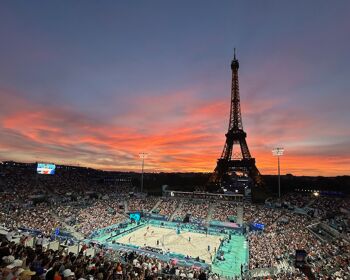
<box><xmin>115</xmin><ymin>225</ymin><xmax>222</xmax><ymax>264</ymax></box>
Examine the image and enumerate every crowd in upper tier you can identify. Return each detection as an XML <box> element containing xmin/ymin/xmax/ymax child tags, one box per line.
<box><xmin>211</xmin><ymin>202</ymin><xmax>237</xmax><ymax>222</ymax></box>
<box><xmin>156</xmin><ymin>199</ymin><xmax>179</xmax><ymax>218</ymax></box>
<box><xmin>172</xmin><ymin>200</ymin><xmax>209</xmax><ymax>224</ymax></box>
<box><xmin>128</xmin><ymin>198</ymin><xmax>159</xmax><ymax>213</ymax></box>
<box><xmin>0</xmin><ymin>164</ymin><xmax>349</xmax><ymax>279</ymax></box>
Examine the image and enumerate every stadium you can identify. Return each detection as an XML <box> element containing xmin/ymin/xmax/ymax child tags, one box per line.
<box><xmin>1</xmin><ymin>2</ymin><xmax>350</xmax><ymax>280</ymax></box>
<box><xmin>0</xmin><ymin>162</ymin><xmax>349</xmax><ymax>279</ymax></box>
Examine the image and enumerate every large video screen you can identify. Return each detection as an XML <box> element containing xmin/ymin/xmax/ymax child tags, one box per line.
<box><xmin>37</xmin><ymin>163</ymin><xmax>56</xmax><ymax>175</ymax></box>
<box><xmin>129</xmin><ymin>212</ymin><xmax>141</xmax><ymax>222</ymax></box>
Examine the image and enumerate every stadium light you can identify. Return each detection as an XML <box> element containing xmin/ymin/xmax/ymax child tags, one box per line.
<box><xmin>139</xmin><ymin>152</ymin><xmax>148</xmax><ymax>193</ymax></box>
<box><xmin>272</xmin><ymin>147</ymin><xmax>284</xmax><ymax>200</ymax></box>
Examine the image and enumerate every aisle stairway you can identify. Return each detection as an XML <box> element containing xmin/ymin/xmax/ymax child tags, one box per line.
<box><xmin>149</xmin><ymin>198</ymin><xmax>162</xmax><ymax>213</ymax></box>
<box><xmin>206</xmin><ymin>202</ymin><xmax>217</xmax><ymax>223</ymax></box>
<box><xmin>236</xmin><ymin>205</ymin><xmax>243</xmax><ymax>225</ymax></box>
<box><xmin>124</xmin><ymin>199</ymin><xmax>128</xmax><ymax>213</ymax></box>
<box><xmin>169</xmin><ymin>201</ymin><xmax>183</xmax><ymax>221</ymax></box>
<box><xmin>306</xmin><ymin>199</ymin><xmax>315</xmax><ymax>208</ymax></box>
<box><xmin>51</xmin><ymin>212</ymin><xmax>85</xmax><ymax>241</ymax></box>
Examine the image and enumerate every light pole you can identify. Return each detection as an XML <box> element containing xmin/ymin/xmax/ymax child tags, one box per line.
<box><xmin>139</xmin><ymin>152</ymin><xmax>148</xmax><ymax>193</ymax></box>
<box><xmin>272</xmin><ymin>147</ymin><xmax>284</xmax><ymax>200</ymax></box>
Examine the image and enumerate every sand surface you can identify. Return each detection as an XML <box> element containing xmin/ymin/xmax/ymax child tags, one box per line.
<box><xmin>116</xmin><ymin>225</ymin><xmax>222</xmax><ymax>264</ymax></box>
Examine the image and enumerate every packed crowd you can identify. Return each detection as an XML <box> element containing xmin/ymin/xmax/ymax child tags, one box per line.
<box><xmin>0</xmin><ymin>203</ymin><xmax>62</xmax><ymax>236</ymax></box>
<box><xmin>156</xmin><ymin>199</ymin><xmax>180</xmax><ymax>218</ymax></box>
<box><xmin>74</xmin><ymin>201</ymin><xmax>127</xmax><ymax>236</ymax></box>
<box><xmin>243</xmin><ymin>204</ymin><xmax>283</xmax><ymax>228</ymax></box>
<box><xmin>279</xmin><ymin>192</ymin><xmax>311</xmax><ymax>209</ymax></box>
<box><xmin>246</xmin><ymin>196</ymin><xmax>350</xmax><ymax>279</ymax></box>
<box><xmin>172</xmin><ymin>200</ymin><xmax>209</xmax><ymax>223</ymax></box>
<box><xmin>128</xmin><ymin>198</ymin><xmax>159</xmax><ymax>213</ymax></box>
<box><xmin>308</xmin><ymin>196</ymin><xmax>349</xmax><ymax>220</ymax></box>
<box><xmin>248</xmin><ymin>212</ymin><xmax>313</xmax><ymax>269</ymax></box>
<box><xmin>1</xmin><ymin>164</ymin><xmax>350</xmax><ymax>279</ymax></box>
<box><xmin>0</xmin><ymin>239</ymin><xmax>215</xmax><ymax>280</ymax></box>
<box><xmin>211</xmin><ymin>202</ymin><xmax>237</xmax><ymax>222</ymax></box>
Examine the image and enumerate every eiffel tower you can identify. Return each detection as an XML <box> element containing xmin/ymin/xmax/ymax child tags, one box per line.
<box><xmin>209</xmin><ymin>50</ymin><xmax>264</xmax><ymax>198</ymax></box>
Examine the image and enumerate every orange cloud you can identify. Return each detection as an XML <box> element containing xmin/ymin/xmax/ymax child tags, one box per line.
<box><xmin>0</xmin><ymin>87</ymin><xmax>349</xmax><ymax>176</ymax></box>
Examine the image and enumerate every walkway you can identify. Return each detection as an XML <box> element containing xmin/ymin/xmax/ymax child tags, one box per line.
<box><xmin>169</xmin><ymin>200</ymin><xmax>183</xmax><ymax>221</ymax></box>
<box><xmin>150</xmin><ymin>198</ymin><xmax>162</xmax><ymax>213</ymax></box>
<box><xmin>206</xmin><ymin>202</ymin><xmax>217</xmax><ymax>223</ymax></box>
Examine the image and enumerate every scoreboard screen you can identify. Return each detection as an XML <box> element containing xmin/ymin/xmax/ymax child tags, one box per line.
<box><xmin>37</xmin><ymin>163</ymin><xmax>56</xmax><ymax>175</ymax></box>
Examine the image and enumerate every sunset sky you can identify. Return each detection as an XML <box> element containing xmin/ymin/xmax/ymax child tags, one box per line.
<box><xmin>0</xmin><ymin>1</ymin><xmax>349</xmax><ymax>176</ymax></box>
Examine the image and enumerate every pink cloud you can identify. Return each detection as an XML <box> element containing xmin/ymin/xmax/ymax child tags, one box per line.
<box><xmin>0</xmin><ymin>86</ymin><xmax>349</xmax><ymax>175</ymax></box>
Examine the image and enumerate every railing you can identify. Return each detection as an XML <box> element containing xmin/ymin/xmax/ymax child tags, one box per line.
<box><xmin>247</xmin><ymin>267</ymin><xmax>278</xmax><ymax>278</ymax></box>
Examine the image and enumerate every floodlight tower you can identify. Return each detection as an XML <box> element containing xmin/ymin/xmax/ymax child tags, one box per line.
<box><xmin>272</xmin><ymin>147</ymin><xmax>284</xmax><ymax>199</ymax></box>
<box><xmin>139</xmin><ymin>152</ymin><xmax>148</xmax><ymax>193</ymax></box>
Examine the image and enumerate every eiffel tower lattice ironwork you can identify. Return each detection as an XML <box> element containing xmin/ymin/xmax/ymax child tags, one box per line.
<box><xmin>210</xmin><ymin>50</ymin><xmax>263</xmax><ymax>189</ymax></box>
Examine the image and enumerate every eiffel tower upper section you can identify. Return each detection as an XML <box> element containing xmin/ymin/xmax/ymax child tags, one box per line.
<box><xmin>220</xmin><ymin>49</ymin><xmax>252</xmax><ymax>161</ymax></box>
